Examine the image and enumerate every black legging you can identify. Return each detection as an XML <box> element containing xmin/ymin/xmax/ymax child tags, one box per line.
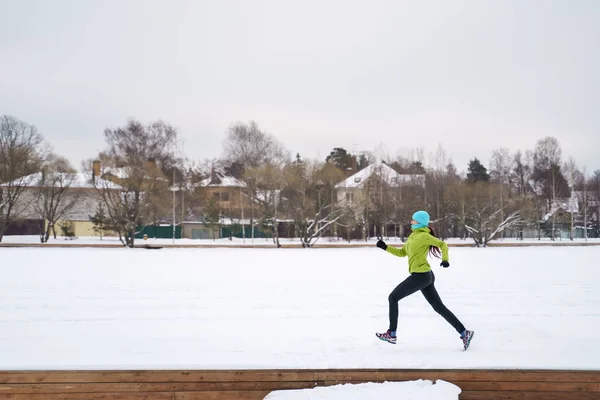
<box><xmin>388</xmin><ymin>270</ymin><xmax>465</xmax><ymax>334</ymax></box>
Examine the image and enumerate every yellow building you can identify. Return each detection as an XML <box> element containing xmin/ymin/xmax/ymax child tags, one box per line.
<box><xmin>1</xmin><ymin>169</ymin><xmax>122</xmax><ymax>239</ymax></box>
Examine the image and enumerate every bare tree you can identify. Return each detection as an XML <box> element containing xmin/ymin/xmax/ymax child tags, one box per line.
<box><xmin>281</xmin><ymin>159</ymin><xmax>346</xmax><ymax>248</ymax></box>
<box><xmin>465</xmin><ymin>209</ymin><xmax>522</xmax><ymax>247</ymax></box>
<box><xmin>511</xmin><ymin>149</ymin><xmax>533</xmax><ymax>196</ymax></box>
<box><xmin>33</xmin><ymin>155</ymin><xmax>81</xmax><ymax>242</ymax></box>
<box><xmin>449</xmin><ymin>182</ymin><xmax>521</xmax><ymax>247</ymax></box>
<box><xmin>176</xmin><ymin>160</ymin><xmax>206</xmax><ymax>222</ymax></box>
<box><xmin>424</xmin><ymin>145</ymin><xmax>458</xmax><ymax>238</ymax></box>
<box><xmin>0</xmin><ymin>115</ymin><xmax>47</xmax><ymax>241</ymax></box>
<box><xmin>223</xmin><ymin>121</ymin><xmax>289</xmax><ymax>171</ymax></box>
<box><xmin>362</xmin><ymin>164</ymin><xmax>398</xmax><ymax>238</ymax></box>
<box><xmin>591</xmin><ymin>170</ymin><xmax>600</xmax><ymax>237</ymax></box>
<box><xmin>490</xmin><ymin>147</ymin><xmax>512</xmax><ymax>238</ymax></box>
<box><xmin>244</xmin><ymin>162</ymin><xmax>286</xmax><ymax>247</ymax></box>
<box><xmin>94</xmin><ymin>119</ymin><xmax>180</xmax><ymax>247</ymax></box>
<box><xmin>577</xmin><ymin>167</ymin><xmax>590</xmax><ymax>241</ymax></box>
<box><xmin>336</xmin><ymin>204</ymin><xmax>361</xmax><ymax>242</ymax></box>
<box><xmin>532</xmin><ymin>137</ymin><xmax>569</xmax><ymax>240</ymax></box>
<box><xmin>490</xmin><ymin>148</ymin><xmax>512</xmax><ymax>183</ymax></box>
<box><xmin>562</xmin><ymin>157</ymin><xmax>579</xmax><ymax>240</ymax></box>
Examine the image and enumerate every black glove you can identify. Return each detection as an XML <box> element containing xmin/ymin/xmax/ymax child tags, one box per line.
<box><xmin>440</xmin><ymin>260</ymin><xmax>449</xmax><ymax>268</ymax></box>
<box><xmin>376</xmin><ymin>240</ymin><xmax>387</xmax><ymax>250</ymax></box>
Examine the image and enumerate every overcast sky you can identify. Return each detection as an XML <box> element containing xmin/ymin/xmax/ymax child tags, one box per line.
<box><xmin>1</xmin><ymin>0</ymin><xmax>599</xmax><ymax>173</ymax></box>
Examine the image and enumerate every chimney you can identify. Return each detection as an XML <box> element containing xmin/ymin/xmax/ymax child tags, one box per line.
<box><xmin>145</xmin><ymin>158</ymin><xmax>157</xmax><ymax>171</ymax></box>
<box><xmin>345</xmin><ymin>155</ymin><xmax>358</xmax><ymax>178</ymax></box>
<box><xmin>92</xmin><ymin>160</ymin><xmax>101</xmax><ymax>177</ymax></box>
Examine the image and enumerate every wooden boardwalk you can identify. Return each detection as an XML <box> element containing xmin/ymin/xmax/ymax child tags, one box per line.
<box><xmin>0</xmin><ymin>369</ymin><xmax>598</xmax><ymax>399</ymax></box>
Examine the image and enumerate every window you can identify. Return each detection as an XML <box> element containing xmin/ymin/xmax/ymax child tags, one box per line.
<box><xmin>346</xmin><ymin>192</ymin><xmax>355</xmax><ymax>202</ymax></box>
<box><xmin>212</xmin><ymin>191</ymin><xmax>230</xmax><ymax>202</ymax></box>
<box><xmin>354</xmin><ymin>177</ymin><xmax>361</xmax><ymax>183</ymax></box>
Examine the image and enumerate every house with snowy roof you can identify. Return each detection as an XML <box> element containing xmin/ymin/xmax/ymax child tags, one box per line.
<box><xmin>96</xmin><ymin>158</ymin><xmax>169</xmax><ymax>187</ymax></box>
<box><xmin>171</xmin><ymin>170</ymin><xmax>286</xmax><ymax>239</ymax></box>
<box><xmin>0</xmin><ymin>169</ymin><xmax>121</xmax><ymax>237</ymax></box>
<box><xmin>201</xmin><ymin>172</ymin><xmax>250</xmax><ymax>220</ymax></box>
<box><xmin>540</xmin><ymin>190</ymin><xmax>600</xmax><ymax>238</ymax></box>
<box><xmin>168</xmin><ymin>171</ymin><xmax>251</xmax><ymax>239</ymax></box>
<box><xmin>334</xmin><ymin>162</ymin><xmax>425</xmax><ymax>207</ymax></box>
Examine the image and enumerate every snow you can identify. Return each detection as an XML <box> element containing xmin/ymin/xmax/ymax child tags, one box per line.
<box><xmin>265</xmin><ymin>379</ymin><xmax>460</xmax><ymax>400</ymax></box>
<box><xmin>334</xmin><ymin>163</ymin><xmax>424</xmax><ymax>189</ymax></box>
<box><xmin>2</xmin><ymin>234</ymin><xmax>600</xmax><ymax>246</ymax></box>
<box><xmin>201</xmin><ymin>174</ymin><xmax>246</xmax><ymax>188</ymax></box>
<box><xmin>0</xmin><ymin>233</ymin><xmax>600</xmax><ymax>248</ymax></box>
<box><xmin>542</xmin><ymin>194</ymin><xmax>580</xmax><ymax>222</ymax></box>
<box><xmin>0</xmin><ymin>172</ymin><xmax>120</xmax><ymax>190</ymax></box>
<box><xmin>0</xmin><ymin>246</ymin><xmax>598</xmax><ymax>370</ymax></box>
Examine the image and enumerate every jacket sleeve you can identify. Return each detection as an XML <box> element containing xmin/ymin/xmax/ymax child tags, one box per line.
<box><xmin>424</xmin><ymin>234</ymin><xmax>449</xmax><ymax>262</ymax></box>
<box><xmin>386</xmin><ymin>245</ymin><xmax>407</xmax><ymax>258</ymax></box>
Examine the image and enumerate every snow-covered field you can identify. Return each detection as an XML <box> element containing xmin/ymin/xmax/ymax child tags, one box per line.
<box><xmin>265</xmin><ymin>380</ymin><xmax>461</xmax><ymax>400</ymax></box>
<box><xmin>2</xmin><ymin>234</ymin><xmax>600</xmax><ymax>246</ymax></box>
<box><xmin>0</xmin><ymin>246</ymin><xmax>598</xmax><ymax>370</ymax></box>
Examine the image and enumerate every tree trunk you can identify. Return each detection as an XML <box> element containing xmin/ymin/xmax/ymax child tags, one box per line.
<box><xmin>273</xmin><ymin>221</ymin><xmax>281</xmax><ymax>248</ymax></box>
<box><xmin>551</xmin><ymin>170</ymin><xmax>556</xmax><ymax>241</ymax></box>
<box><xmin>39</xmin><ymin>221</ymin><xmax>46</xmax><ymax>243</ymax></box>
<box><xmin>127</xmin><ymin>228</ymin><xmax>135</xmax><ymax>248</ymax></box>
<box><xmin>570</xmin><ymin>208</ymin><xmax>574</xmax><ymax>241</ymax></box>
<box><xmin>584</xmin><ymin>186</ymin><xmax>588</xmax><ymax>241</ymax></box>
<box><xmin>44</xmin><ymin>223</ymin><xmax>52</xmax><ymax>243</ymax></box>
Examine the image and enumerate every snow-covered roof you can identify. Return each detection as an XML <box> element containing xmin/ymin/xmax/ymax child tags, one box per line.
<box><xmin>0</xmin><ymin>172</ymin><xmax>120</xmax><ymax>190</ymax></box>
<box><xmin>169</xmin><ymin>174</ymin><xmax>247</xmax><ymax>192</ymax></box>
<box><xmin>542</xmin><ymin>194</ymin><xmax>580</xmax><ymax>222</ymax></box>
<box><xmin>201</xmin><ymin>173</ymin><xmax>247</xmax><ymax>188</ymax></box>
<box><xmin>334</xmin><ymin>163</ymin><xmax>425</xmax><ymax>189</ymax></box>
<box><xmin>103</xmin><ymin>166</ymin><xmax>168</xmax><ymax>181</ymax></box>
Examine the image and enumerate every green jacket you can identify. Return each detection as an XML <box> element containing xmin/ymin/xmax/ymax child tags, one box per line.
<box><xmin>386</xmin><ymin>227</ymin><xmax>449</xmax><ymax>273</ymax></box>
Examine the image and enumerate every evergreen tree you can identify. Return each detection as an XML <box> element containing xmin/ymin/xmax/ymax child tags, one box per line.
<box><xmin>203</xmin><ymin>196</ymin><xmax>221</xmax><ymax>241</ymax></box>
<box><xmin>467</xmin><ymin>158</ymin><xmax>490</xmax><ymax>183</ymax></box>
<box><xmin>224</xmin><ymin>161</ymin><xmax>245</xmax><ymax>179</ymax></box>
<box><xmin>326</xmin><ymin>147</ymin><xmax>353</xmax><ymax>170</ymax></box>
<box><xmin>89</xmin><ymin>203</ymin><xmax>107</xmax><ymax>240</ymax></box>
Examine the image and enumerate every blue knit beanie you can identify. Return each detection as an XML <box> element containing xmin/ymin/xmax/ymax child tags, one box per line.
<box><xmin>412</xmin><ymin>210</ymin><xmax>430</xmax><ymax>229</ymax></box>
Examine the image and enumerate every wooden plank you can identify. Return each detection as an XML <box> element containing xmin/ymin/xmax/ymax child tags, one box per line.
<box><xmin>4</xmin><ymin>380</ymin><xmax>596</xmax><ymax>394</ymax></box>
<box><xmin>313</xmin><ymin>370</ymin><xmax>600</xmax><ymax>383</ymax></box>
<box><xmin>0</xmin><ymin>371</ymin><xmax>319</xmax><ymax>384</ymax></box>
<box><xmin>316</xmin><ymin>379</ymin><xmax>600</xmax><ymax>394</ymax></box>
<box><xmin>1</xmin><ymin>369</ymin><xmax>599</xmax><ymax>384</ymax></box>
<box><xmin>460</xmin><ymin>391</ymin><xmax>600</xmax><ymax>400</ymax></box>
<box><xmin>175</xmin><ymin>392</ymin><xmax>270</xmax><ymax>400</ymax></box>
<box><xmin>0</xmin><ymin>393</ymin><xmax>174</xmax><ymax>400</ymax></box>
<box><xmin>0</xmin><ymin>381</ymin><xmax>318</xmax><ymax>394</ymax></box>
<box><xmin>451</xmin><ymin>381</ymin><xmax>600</xmax><ymax>392</ymax></box>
